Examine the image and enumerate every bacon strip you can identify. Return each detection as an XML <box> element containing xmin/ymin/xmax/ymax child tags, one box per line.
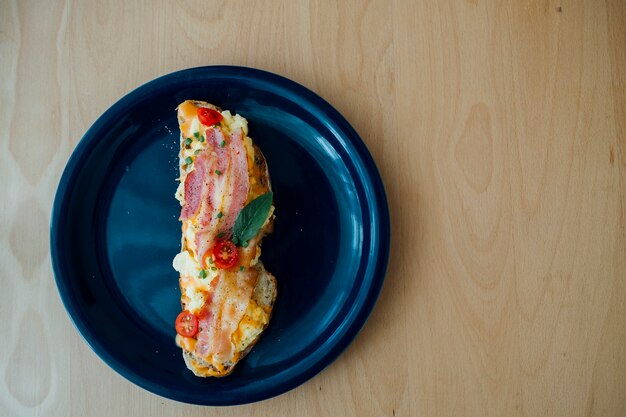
<box><xmin>180</xmin><ymin>154</ymin><xmax>208</xmax><ymax>220</ymax></box>
<box><xmin>195</xmin><ymin>269</ymin><xmax>258</xmax><ymax>362</ymax></box>
<box><xmin>191</xmin><ymin>127</ymin><xmax>250</xmax><ymax>266</ymax></box>
<box><xmin>193</xmin><ymin>129</ymin><xmax>230</xmax><ymax>265</ymax></box>
<box><xmin>218</xmin><ymin>128</ymin><xmax>250</xmax><ymax>236</ymax></box>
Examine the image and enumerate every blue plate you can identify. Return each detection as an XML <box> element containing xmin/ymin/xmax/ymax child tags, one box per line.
<box><xmin>50</xmin><ymin>66</ymin><xmax>389</xmax><ymax>406</ymax></box>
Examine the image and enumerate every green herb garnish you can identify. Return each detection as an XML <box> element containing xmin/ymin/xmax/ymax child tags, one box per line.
<box><xmin>194</xmin><ymin>149</ymin><xmax>200</xmax><ymax>155</ymax></box>
<box><xmin>185</xmin><ymin>156</ymin><xmax>193</xmax><ymax>165</ymax></box>
<box><xmin>199</xmin><ymin>136</ymin><xmax>205</xmax><ymax>142</ymax></box>
<box><xmin>193</xmin><ymin>131</ymin><xmax>200</xmax><ymax>138</ymax></box>
<box><xmin>239</xmin><ymin>266</ymin><xmax>245</xmax><ymax>271</ymax></box>
<box><xmin>232</xmin><ymin>192</ymin><xmax>273</xmax><ymax>245</ymax></box>
<box><xmin>216</xmin><ymin>232</ymin><xmax>225</xmax><ymax>239</ymax></box>
<box><xmin>214</xmin><ymin>169</ymin><xmax>222</xmax><ymax>175</ymax></box>
<box><xmin>219</xmin><ymin>140</ymin><xmax>226</xmax><ymax>147</ymax></box>
<box><xmin>217</xmin><ymin>212</ymin><xmax>223</xmax><ymax>219</ymax></box>
<box><xmin>184</xmin><ymin>137</ymin><xmax>192</xmax><ymax>145</ymax></box>
<box><xmin>199</xmin><ymin>269</ymin><xmax>207</xmax><ymax>278</ymax></box>
<box><xmin>211</xmin><ymin>266</ymin><xmax>217</xmax><ymax>271</ymax></box>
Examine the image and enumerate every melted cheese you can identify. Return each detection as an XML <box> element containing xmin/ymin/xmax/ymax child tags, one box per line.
<box><xmin>178</xmin><ymin>101</ymin><xmax>199</xmax><ymax>138</ymax></box>
<box><xmin>176</xmin><ymin>334</ymin><xmax>197</xmax><ymax>352</ymax></box>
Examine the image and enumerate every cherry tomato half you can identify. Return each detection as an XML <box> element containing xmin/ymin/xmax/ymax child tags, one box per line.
<box><xmin>212</xmin><ymin>240</ymin><xmax>238</xmax><ymax>269</ymax></box>
<box><xmin>175</xmin><ymin>310</ymin><xmax>198</xmax><ymax>337</ymax></box>
<box><xmin>197</xmin><ymin>107</ymin><xmax>223</xmax><ymax>126</ymax></box>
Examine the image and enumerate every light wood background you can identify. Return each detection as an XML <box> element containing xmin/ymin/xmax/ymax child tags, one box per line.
<box><xmin>1</xmin><ymin>0</ymin><xmax>625</xmax><ymax>416</ymax></box>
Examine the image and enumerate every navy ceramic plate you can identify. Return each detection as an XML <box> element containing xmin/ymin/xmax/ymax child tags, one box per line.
<box><xmin>50</xmin><ymin>66</ymin><xmax>389</xmax><ymax>406</ymax></box>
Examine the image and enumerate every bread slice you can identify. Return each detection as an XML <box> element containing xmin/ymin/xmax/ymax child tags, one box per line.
<box><xmin>174</xmin><ymin>100</ymin><xmax>277</xmax><ymax>377</ymax></box>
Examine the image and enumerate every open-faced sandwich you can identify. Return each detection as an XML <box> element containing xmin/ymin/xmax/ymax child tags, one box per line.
<box><xmin>172</xmin><ymin>100</ymin><xmax>277</xmax><ymax>377</ymax></box>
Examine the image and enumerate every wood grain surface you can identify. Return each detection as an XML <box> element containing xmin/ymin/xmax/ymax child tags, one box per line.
<box><xmin>1</xmin><ymin>0</ymin><xmax>625</xmax><ymax>416</ymax></box>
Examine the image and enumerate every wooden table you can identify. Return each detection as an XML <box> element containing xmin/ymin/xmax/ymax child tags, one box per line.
<box><xmin>2</xmin><ymin>1</ymin><xmax>625</xmax><ymax>416</ymax></box>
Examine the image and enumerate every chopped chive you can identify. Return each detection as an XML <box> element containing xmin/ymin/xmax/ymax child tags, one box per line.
<box><xmin>198</xmin><ymin>136</ymin><xmax>205</xmax><ymax>142</ymax></box>
<box><xmin>216</xmin><ymin>232</ymin><xmax>225</xmax><ymax>239</ymax></box>
<box><xmin>242</xmin><ymin>241</ymin><xmax>248</xmax><ymax>248</ymax></box>
<box><xmin>217</xmin><ymin>212</ymin><xmax>223</xmax><ymax>219</ymax></box>
<box><xmin>239</xmin><ymin>266</ymin><xmax>245</xmax><ymax>272</ymax></box>
<box><xmin>184</xmin><ymin>137</ymin><xmax>192</xmax><ymax>145</ymax></box>
<box><xmin>185</xmin><ymin>156</ymin><xmax>193</xmax><ymax>165</ymax></box>
<box><xmin>207</xmin><ymin>257</ymin><xmax>213</xmax><ymax>264</ymax></box>
<box><xmin>194</xmin><ymin>149</ymin><xmax>200</xmax><ymax>155</ymax></box>
<box><xmin>219</xmin><ymin>140</ymin><xmax>226</xmax><ymax>147</ymax></box>
<box><xmin>199</xmin><ymin>269</ymin><xmax>207</xmax><ymax>278</ymax></box>
<box><xmin>193</xmin><ymin>131</ymin><xmax>200</xmax><ymax>138</ymax></box>
<box><xmin>211</xmin><ymin>266</ymin><xmax>218</xmax><ymax>271</ymax></box>
<box><xmin>214</xmin><ymin>169</ymin><xmax>222</xmax><ymax>175</ymax></box>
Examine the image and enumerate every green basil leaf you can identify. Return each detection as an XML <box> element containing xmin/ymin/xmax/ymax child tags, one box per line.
<box><xmin>233</xmin><ymin>192</ymin><xmax>273</xmax><ymax>244</ymax></box>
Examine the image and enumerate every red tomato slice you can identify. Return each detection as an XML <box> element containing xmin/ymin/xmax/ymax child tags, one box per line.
<box><xmin>197</xmin><ymin>107</ymin><xmax>223</xmax><ymax>126</ymax></box>
<box><xmin>175</xmin><ymin>310</ymin><xmax>198</xmax><ymax>337</ymax></box>
<box><xmin>212</xmin><ymin>240</ymin><xmax>238</xmax><ymax>269</ymax></box>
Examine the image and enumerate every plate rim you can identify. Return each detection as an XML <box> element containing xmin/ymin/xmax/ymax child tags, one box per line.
<box><xmin>50</xmin><ymin>65</ymin><xmax>390</xmax><ymax>406</ymax></box>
